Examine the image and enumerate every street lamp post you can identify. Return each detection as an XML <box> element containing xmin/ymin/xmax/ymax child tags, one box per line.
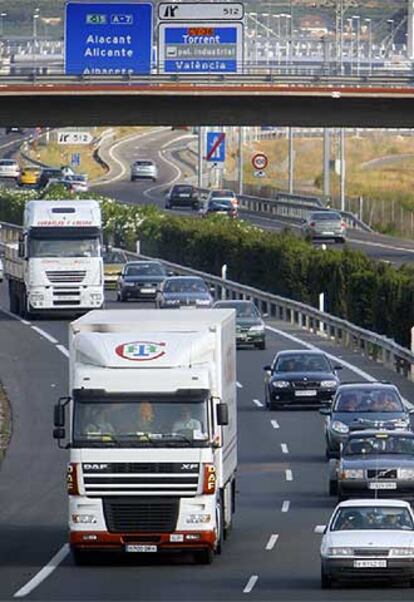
<box><xmin>387</xmin><ymin>18</ymin><xmax>395</xmax><ymax>58</ymax></box>
<box><xmin>0</xmin><ymin>13</ymin><xmax>7</xmax><ymax>38</ymax></box>
<box><xmin>262</xmin><ymin>13</ymin><xmax>270</xmax><ymax>68</ymax></box>
<box><xmin>352</xmin><ymin>15</ymin><xmax>361</xmax><ymax>76</ymax></box>
<box><xmin>364</xmin><ymin>18</ymin><xmax>372</xmax><ymax>75</ymax></box>
<box><xmin>347</xmin><ymin>18</ymin><xmax>353</xmax><ymax>73</ymax></box>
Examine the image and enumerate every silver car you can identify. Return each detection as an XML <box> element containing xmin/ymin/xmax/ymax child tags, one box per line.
<box><xmin>130</xmin><ymin>160</ymin><xmax>158</xmax><ymax>182</ymax></box>
<box><xmin>303</xmin><ymin>211</ymin><xmax>346</xmax><ymax>244</ymax></box>
<box><xmin>0</xmin><ymin>159</ymin><xmax>20</xmax><ymax>179</ymax></box>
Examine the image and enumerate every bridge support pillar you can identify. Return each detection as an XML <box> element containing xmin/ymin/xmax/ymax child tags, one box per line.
<box><xmin>408</xmin><ymin>1</ymin><xmax>414</xmax><ymax>59</ymax></box>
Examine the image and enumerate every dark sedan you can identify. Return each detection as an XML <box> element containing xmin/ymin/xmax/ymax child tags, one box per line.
<box><xmin>331</xmin><ymin>430</ymin><xmax>414</xmax><ymax>503</ymax></box>
<box><xmin>37</xmin><ymin>167</ymin><xmax>64</xmax><ymax>189</ymax></box>
<box><xmin>263</xmin><ymin>350</ymin><xmax>341</xmax><ymax>410</ymax></box>
<box><xmin>202</xmin><ymin>199</ymin><xmax>237</xmax><ymax>218</ymax></box>
<box><xmin>320</xmin><ymin>383</ymin><xmax>412</xmax><ymax>459</ymax></box>
<box><xmin>117</xmin><ymin>261</ymin><xmax>167</xmax><ymax>302</ymax></box>
<box><xmin>156</xmin><ymin>276</ymin><xmax>213</xmax><ymax>309</ymax></box>
<box><xmin>213</xmin><ymin>300</ymin><xmax>266</xmax><ymax>349</ymax></box>
<box><xmin>165</xmin><ymin>184</ymin><xmax>199</xmax><ymax>210</ymax></box>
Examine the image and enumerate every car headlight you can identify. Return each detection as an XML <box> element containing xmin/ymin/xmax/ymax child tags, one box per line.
<box><xmin>341</xmin><ymin>469</ymin><xmax>364</xmax><ymax>479</ymax></box>
<box><xmin>249</xmin><ymin>325</ymin><xmax>265</xmax><ymax>333</ymax></box>
<box><xmin>398</xmin><ymin>468</ymin><xmax>414</xmax><ymax>480</ymax></box>
<box><xmin>321</xmin><ymin>380</ymin><xmax>337</xmax><ymax>388</ymax></box>
<box><xmin>185</xmin><ymin>513</ymin><xmax>211</xmax><ymax>525</ymax></box>
<box><xmin>272</xmin><ymin>381</ymin><xmax>290</xmax><ymax>389</ymax></box>
<box><xmin>328</xmin><ymin>547</ymin><xmax>353</xmax><ymax>556</ymax></box>
<box><xmin>390</xmin><ymin>548</ymin><xmax>414</xmax><ymax>557</ymax></box>
<box><xmin>394</xmin><ymin>418</ymin><xmax>410</xmax><ymax>429</ymax></box>
<box><xmin>72</xmin><ymin>514</ymin><xmax>97</xmax><ymax>524</ymax></box>
<box><xmin>196</xmin><ymin>299</ymin><xmax>211</xmax><ymax>306</ymax></box>
<box><xmin>331</xmin><ymin>420</ymin><xmax>349</xmax><ymax>434</ymax></box>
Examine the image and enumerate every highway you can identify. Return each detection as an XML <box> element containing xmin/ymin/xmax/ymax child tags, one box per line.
<box><xmin>93</xmin><ymin>128</ymin><xmax>414</xmax><ymax>267</ymax></box>
<box><xmin>1</xmin><ymin>283</ymin><xmax>414</xmax><ymax>600</ymax></box>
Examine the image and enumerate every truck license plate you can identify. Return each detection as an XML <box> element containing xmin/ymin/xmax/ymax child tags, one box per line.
<box><xmin>354</xmin><ymin>560</ymin><xmax>387</xmax><ymax>568</ymax></box>
<box><xmin>368</xmin><ymin>482</ymin><xmax>397</xmax><ymax>490</ymax></box>
<box><xmin>140</xmin><ymin>288</ymin><xmax>156</xmax><ymax>294</ymax></box>
<box><xmin>125</xmin><ymin>545</ymin><xmax>157</xmax><ymax>553</ymax></box>
<box><xmin>295</xmin><ymin>390</ymin><xmax>317</xmax><ymax>397</ymax></box>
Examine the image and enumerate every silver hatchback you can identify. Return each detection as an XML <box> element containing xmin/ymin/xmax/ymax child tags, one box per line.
<box><xmin>131</xmin><ymin>160</ymin><xmax>158</xmax><ymax>182</ymax></box>
<box><xmin>0</xmin><ymin>159</ymin><xmax>20</xmax><ymax>179</ymax></box>
<box><xmin>303</xmin><ymin>211</ymin><xmax>347</xmax><ymax>244</ymax></box>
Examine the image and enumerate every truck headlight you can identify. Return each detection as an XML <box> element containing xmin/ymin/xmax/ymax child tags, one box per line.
<box><xmin>390</xmin><ymin>548</ymin><xmax>414</xmax><ymax>557</ymax></box>
<box><xmin>394</xmin><ymin>418</ymin><xmax>410</xmax><ymax>429</ymax></box>
<box><xmin>331</xmin><ymin>420</ymin><xmax>349</xmax><ymax>434</ymax></box>
<box><xmin>398</xmin><ymin>468</ymin><xmax>414</xmax><ymax>480</ymax></box>
<box><xmin>341</xmin><ymin>469</ymin><xmax>364</xmax><ymax>479</ymax></box>
<box><xmin>185</xmin><ymin>513</ymin><xmax>211</xmax><ymax>525</ymax></box>
<box><xmin>321</xmin><ymin>380</ymin><xmax>337</xmax><ymax>388</ymax></box>
<box><xmin>328</xmin><ymin>547</ymin><xmax>353</xmax><ymax>556</ymax></box>
<box><xmin>273</xmin><ymin>381</ymin><xmax>290</xmax><ymax>389</ymax></box>
<box><xmin>72</xmin><ymin>514</ymin><xmax>97</xmax><ymax>524</ymax></box>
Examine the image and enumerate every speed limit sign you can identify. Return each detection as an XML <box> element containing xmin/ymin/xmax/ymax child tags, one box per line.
<box><xmin>252</xmin><ymin>153</ymin><xmax>268</xmax><ymax>171</ymax></box>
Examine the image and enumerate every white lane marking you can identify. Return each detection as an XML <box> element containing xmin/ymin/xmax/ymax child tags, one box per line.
<box><xmin>243</xmin><ymin>575</ymin><xmax>258</xmax><ymax>594</ymax></box>
<box><xmin>285</xmin><ymin>469</ymin><xmax>293</xmax><ymax>481</ymax></box>
<box><xmin>281</xmin><ymin>443</ymin><xmax>289</xmax><ymax>454</ymax></box>
<box><xmin>143</xmin><ymin>148</ymin><xmax>183</xmax><ymax>200</ymax></box>
<box><xmin>282</xmin><ymin>500</ymin><xmax>290</xmax><ymax>513</ymax></box>
<box><xmin>0</xmin><ymin>305</ymin><xmax>30</xmax><ymax>325</ymax></box>
<box><xmin>265</xmin><ymin>533</ymin><xmax>279</xmax><ymax>551</ymax></box>
<box><xmin>236</xmin><ymin>381</ymin><xmax>243</xmax><ymax>389</ymax></box>
<box><xmin>56</xmin><ymin>345</ymin><xmax>69</xmax><ymax>358</ymax></box>
<box><xmin>351</xmin><ymin>238</ymin><xmax>414</xmax><ymax>254</ymax></box>
<box><xmin>161</xmin><ymin>133</ymin><xmax>195</xmax><ymax>149</ymax></box>
<box><xmin>30</xmin><ymin>325</ymin><xmax>58</xmax><ymax>345</ymax></box>
<box><xmin>265</xmin><ymin>324</ymin><xmax>414</xmax><ymax>409</ymax></box>
<box><xmin>14</xmin><ymin>544</ymin><xmax>69</xmax><ymax>598</ymax></box>
<box><xmin>271</xmin><ymin>419</ymin><xmax>279</xmax><ymax>429</ymax></box>
<box><xmin>253</xmin><ymin>398</ymin><xmax>263</xmax><ymax>407</ymax></box>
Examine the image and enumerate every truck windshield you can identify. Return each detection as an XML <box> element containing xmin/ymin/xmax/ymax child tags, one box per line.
<box><xmin>28</xmin><ymin>236</ymin><xmax>100</xmax><ymax>258</ymax></box>
<box><xmin>73</xmin><ymin>398</ymin><xmax>210</xmax><ymax>447</ymax></box>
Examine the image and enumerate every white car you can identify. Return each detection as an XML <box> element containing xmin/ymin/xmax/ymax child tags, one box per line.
<box><xmin>0</xmin><ymin>257</ymin><xmax>3</xmax><ymax>282</ymax></box>
<box><xmin>320</xmin><ymin>499</ymin><xmax>414</xmax><ymax>588</ymax></box>
<box><xmin>0</xmin><ymin>159</ymin><xmax>20</xmax><ymax>179</ymax></box>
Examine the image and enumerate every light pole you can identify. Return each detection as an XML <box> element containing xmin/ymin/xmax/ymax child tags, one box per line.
<box><xmin>347</xmin><ymin>17</ymin><xmax>353</xmax><ymax>72</ymax></box>
<box><xmin>273</xmin><ymin>14</ymin><xmax>281</xmax><ymax>64</ymax></box>
<box><xmin>0</xmin><ymin>13</ymin><xmax>7</xmax><ymax>38</ymax></box>
<box><xmin>387</xmin><ymin>18</ymin><xmax>395</xmax><ymax>58</ymax></box>
<box><xmin>364</xmin><ymin>18</ymin><xmax>372</xmax><ymax>75</ymax></box>
<box><xmin>352</xmin><ymin>15</ymin><xmax>361</xmax><ymax>75</ymax></box>
<box><xmin>340</xmin><ymin>128</ymin><xmax>346</xmax><ymax>212</ymax></box>
<box><xmin>262</xmin><ymin>13</ymin><xmax>270</xmax><ymax>68</ymax></box>
<box><xmin>33</xmin><ymin>8</ymin><xmax>40</xmax><ymax>42</ymax></box>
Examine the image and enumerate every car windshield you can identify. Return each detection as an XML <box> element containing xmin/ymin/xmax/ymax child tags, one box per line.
<box><xmin>311</xmin><ymin>212</ymin><xmax>341</xmax><ymax>221</ymax></box>
<box><xmin>343</xmin><ymin>435</ymin><xmax>414</xmax><ymax>456</ymax></box>
<box><xmin>125</xmin><ymin>263</ymin><xmax>165</xmax><ymax>277</ymax></box>
<box><xmin>164</xmin><ymin>279</ymin><xmax>208</xmax><ymax>294</ymax></box>
<box><xmin>274</xmin><ymin>353</ymin><xmax>330</xmax><ymax>373</ymax></box>
<box><xmin>174</xmin><ymin>186</ymin><xmax>193</xmax><ymax>194</ymax></box>
<box><xmin>331</xmin><ymin>506</ymin><xmax>414</xmax><ymax>531</ymax></box>
<box><xmin>209</xmin><ymin>200</ymin><xmax>233</xmax><ymax>209</ymax></box>
<box><xmin>334</xmin><ymin>389</ymin><xmax>403</xmax><ymax>412</ymax></box>
<box><xmin>28</xmin><ymin>236</ymin><xmax>100</xmax><ymax>258</ymax></box>
<box><xmin>0</xmin><ymin>160</ymin><xmax>16</xmax><ymax>166</ymax></box>
<box><xmin>215</xmin><ymin>302</ymin><xmax>259</xmax><ymax>318</ymax></box>
<box><xmin>211</xmin><ymin>190</ymin><xmax>234</xmax><ymax>198</ymax></box>
<box><xmin>135</xmin><ymin>161</ymin><xmax>153</xmax><ymax>166</ymax></box>
<box><xmin>73</xmin><ymin>398</ymin><xmax>209</xmax><ymax>447</ymax></box>
<box><xmin>103</xmin><ymin>251</ymin><xmax>126</xmax><ymax>264</ymax></box>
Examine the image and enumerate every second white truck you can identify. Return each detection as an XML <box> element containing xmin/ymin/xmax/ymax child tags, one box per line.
<box><xmin>4</xmin><ymin>199</ymin><xmax>104</xmax><ymax>317</ymax></box>
<box><xmin>54</xmin><ymin>309</ymin><xmax>237</xmax><ymax>565</ymax></box>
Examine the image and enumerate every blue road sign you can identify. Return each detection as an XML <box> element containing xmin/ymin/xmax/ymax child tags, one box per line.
<box><xmin>159</xmin><ymin>23</ymin><xmax>243</xmax><ymax>73</ymax></box>
<box><xmin>71</xmin><ymin>153</ymin><xmax>81</xmax><ymax>167</ymax></box>
<box><xmin>206</xmin><ymin>131</ymin><xmax>226</xmax><ymax>162</ymax></box>
<box><xmin>65</xmin><ymin>2</ymin><xmax>153</xmax><ymax>75</ymax></box>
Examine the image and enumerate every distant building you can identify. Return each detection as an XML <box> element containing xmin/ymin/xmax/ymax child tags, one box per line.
<box><xmin>298</xmin><ymin>15</ymin><xmax>329</xmax><ymax>38</ymax></box>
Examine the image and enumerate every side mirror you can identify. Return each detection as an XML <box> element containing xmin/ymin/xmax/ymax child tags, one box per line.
<box><xmin>18</xmin><ymin>234</ymin><xmax>25</xmax><ymax>258</ymax></box>
<box><xmin>334</xmin><ymin>365</ymin><xmax>343</xmax><ymax>371</ymax></box>
<box><xmin>167</xmin><ymin>271</ymin><xmax>174</xmax><ymax>277</ymax></box>
<box><xmin>54</xmin><ymin>403</ymin><xmax>65</xmax><ymax>427</ymax></box>
<box><xmin>262</xmin><ymin>313</ymin><xmax>269</xmax><ymax>319</ymax></box>
<box><xmin>263</xmin><ymin>365</ymin><xmax>272</xmax><ymax>372</ymax></box>
<box><xmin>53</xmin><ymin>427</ymin><xmax>66</xmax><ymax>440</ymax></box>
<box><xmin>314</xmin><ymin>525</ymin><xmax>327</xmax><ymax>535</ymax></box>
<box><xmin>216</xmin><ymin>403</ymin><xmax>229</xmax><ymax>426</ymax></box>
<box><xmin>319</xmin><ymin>407</ymin><xmax>331</xmax><ymax>416</ymax></box>
<box><xmin>209</xmin><ymin>285</ymin><xmax>216</xmax><ymax>294</ymax></box>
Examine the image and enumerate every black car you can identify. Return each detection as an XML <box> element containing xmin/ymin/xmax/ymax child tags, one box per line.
<box><xmin>165</xmin><ymin>184</ymin><xmax>199</xmax><ymax>210</ymax></box>
<box><xmin>37</xmin><ymin>168</ymin><xmax>64</xmax><ymax>189</ymax></box>
<box><xmin>320</xmin><ymin>383</ymin><xmax>412</xmax><ymax>459</ymax></box>
<box><xmin>117</xmin><ymin>261</ymin><xmax>167</xmax><ymax>302</ymax></box>
<box><xmin>213</xmin><ymin>300</ymin><xmax>266</xmax><ymax>349</ymax></box>
<box><xmin>263</xmin><ymin>350</ymin><xmax>341</xmax><ymax>410</ymax></box>
<box><xmin>156</xmin><ymin>276</ymin><xmax>213</xmax><ymax>309</ymax></box>
<box><xmin>330</xmin><ymin>430</ymin><xmax>414</xmax><ymax>503</ymax></box>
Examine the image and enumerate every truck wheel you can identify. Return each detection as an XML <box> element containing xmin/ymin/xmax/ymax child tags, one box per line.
<box><xmin>328</xmin><ymin>459</ymin><xmax>338</xmax><ymax>496</ymax></box>
<box><xmin>195</xmin><ymin>548</ymin><xmax>213</xmax><ymax>565</ymax></box>
<box><xmin>321</xmin><ymin>568</ymin><xmax>332</xmax><ymax>589</ymax></box>
<box><xmin>256</xmin><ymin>340</ymin><xmax>266</xmax><ymax>350</ymax></box>
<box><xmin>71</xmin><ymin>547</ymin><xmax>94</xmax><ymax>566</ymax></box>
<box><xmin>215</xmin><ymin>495</ymin><xmax>224</xmax><ymax>555</ymax></box>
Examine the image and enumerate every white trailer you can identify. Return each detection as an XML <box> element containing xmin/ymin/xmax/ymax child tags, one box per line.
<box><xmin>54</xmin><ymin>309</ymin><xmax>237</xmax><ymax>565</ymax></box>
<box><xmin>4</xmin><ymin>200</ymin><xmax>104</xmax><ymax>316</ymax></box>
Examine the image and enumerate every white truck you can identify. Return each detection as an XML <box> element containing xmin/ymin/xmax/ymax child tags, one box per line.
<box><xmin>4</xmin><ymin>200</ymin><xmax>104</xmax><ymax>316</ymax></box>
<box><xmin>54</xmin><ymin>309</ymin><xmax>237</xmax><ymax>565</ymax></box>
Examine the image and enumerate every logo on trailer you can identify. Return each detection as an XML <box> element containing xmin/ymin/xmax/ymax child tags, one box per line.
<box><xmin>115</xmin><ymin>341</ymin><xmax>166</xmax><ymax>361</ymax></box>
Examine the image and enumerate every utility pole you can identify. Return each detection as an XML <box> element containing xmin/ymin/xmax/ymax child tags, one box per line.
<box><xmin>238</xmin><ymin>126</ymin><xmax>244</xmax><ymax>196</ymax></box>
<box><xmin>288</xmin><ymin>127</ymin><xmax>294</xmax><ymax>194</ymax></box>
<box><xmin>198</xmin><ymin>127</ymin><xmax>204</xmax><ymax>188</ymax></box>
<box><xmin>340</xmin><ymin>128</ymin><xmax>346</xmax><ymax>212</ymax></box>
<box><xmin>323</xmin><ymin>128</ymin><xmax>330</xmax><ymax>199</ymax></box>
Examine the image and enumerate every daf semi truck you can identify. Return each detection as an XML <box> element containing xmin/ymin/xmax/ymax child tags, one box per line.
<box><xmin>5</xmin><ymin>200</ymin><xmax>104</xmax><ymax>317</ymax></box>
<box><xmin>54</xmin><ymin>309</ymin><xmax>237</xmax><ymax>565</ymax></box>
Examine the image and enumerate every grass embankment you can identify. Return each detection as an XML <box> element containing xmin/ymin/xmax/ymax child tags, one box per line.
<box><xmin>0</xmin><ymin>383</ymin><xmax>11</xmax><ymax>464</ymax></box>
<box><xmin>24</xmin><ymin>126</ymin><xmax>152</xmax><ymax>181</ymax></box>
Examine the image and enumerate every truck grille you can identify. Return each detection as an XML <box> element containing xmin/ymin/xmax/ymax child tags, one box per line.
<box><xmin>367</xmin><ymin>469</ymin><xmax>397</xmax><ymax>479</ymax></box>
<box><xmin>82</xmin><ymin>462</ymin><xmax>199</xmax><ymax>496</ymax></box>
<box><xmin>46</xmin><ymin>270</ymin><xmax>86</xmax><ymax>283</ymax></box>
<box><xmin>353</xmin><ymin>548</ymin><xmax>389</xmax><ymax>557</ymax></box>
<box><xmin>103</xmin><ymin>497</ymin><xmax>179</xmax><ymax>533</ymax></box>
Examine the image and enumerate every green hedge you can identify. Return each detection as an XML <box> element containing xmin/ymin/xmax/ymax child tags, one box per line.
<box><xmin>1</xmin><ymin>185</ymin><xmax>414</xmax><ymax>348</ymax></box>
